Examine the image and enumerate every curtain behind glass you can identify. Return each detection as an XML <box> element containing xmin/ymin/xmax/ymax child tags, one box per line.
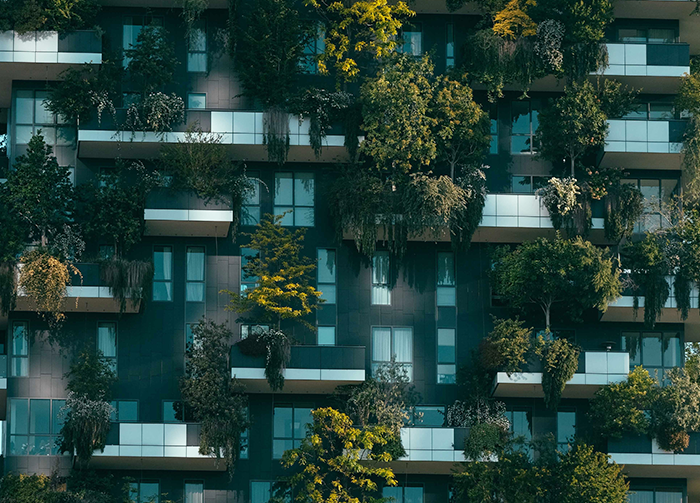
<box><xmin>185</xmin><ymin>482</ymin><xmax>204</xmax><ymax>503</ymax></box>
<box><xmin>186</xmin><ymin>248</ymin><xmax>205</xmax><ymax>281</ymax></box>
<box><xmin>394</xmin><ymin>328</ymin><xmax>413</xmax><ymax>363</ymax></box>
<box><xmin>655</xmin><ymin>492</ymin><xmax>683</xmax><ymax>503</ymax></box>
<box><xmin>372</xmin><ymin>328</ymin><xmax>391</xmax><ymax>362</ymax></box>
<box><xmin>98</xmin><ymin>324</ymin><xmax>117</xmax><ymax>358</ymax></box>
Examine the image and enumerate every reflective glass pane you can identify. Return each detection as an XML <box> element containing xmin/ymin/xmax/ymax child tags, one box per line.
<box><xmin>15</xmin><ymin>90</ymin><xmax>34</xmax><ymax>124</ymax></box>
<box><xmin>185</xmin><ymin>482</ymin><xmax>204</xmax><ymax>503</ymax></box>
<box><xmin>186</xmin><ymin>283</ymin><xmax>205</xmax><ymax>302</ymax></box>
<box><xmin>319</xmin><ymin>284</ymin><xmax>336</xmax><ymax>303</ymax></box>
<box><xmin>10</xmin><ymin>435</ymin><xmax>29</xmax><ymax>455</ymax></box>
<box><xmin>97</xmin><ymin>323</ymin><xmax>117</xmax><ymax>358</ymax></box>
<box><xmin>140</xmin><ymin>482</ymin><xmax>160</xmax><ymax>503</ymax></box>
<box><xmin>153</xmin><ymin>282</ymin><xmax>172</xmax><ymax>302</ymax></box>
<box><xmin>37</xmin><ymin>126</ymin><xmax>55</xmax><ymax>146</ymax></box>
<box><xmin>252</xmin><ymin>482</ymin><xmax>272</xmax><ymax>503</ymax></box>
<box><xmin>34</xmin><ymin>92</ymin><xmax>54</xmax><ymax>124</ymax></box>
<box><xmin>622</xmin><ymin>332</ymin><xmax>641</xmax><ymax>366</ymax></box>
<box><xmin>511</xmin><ymin>176</ymin><xmax>532</xmax><ymax>194</ymax></box>
<box><xmin>437</xmin><ymin>286</ymin><xmax>456</xmax><ymax>307</ymax></box>
<box><xmin>648</xmin><ymin>29</ymin><xmax>676</xmax><ymax>44</ymax></box>
<box><xmin>13</xmin><ymin>323</ymin><xmax>28</xmax><ymax>356</ymax></box>
<box><xmin>154</xmin><ymin>246</ymin><xmax>173</xmax><ymax>281</ymax></box>
<box><xmin>437</xmin><ymin>252</ymin><xmax>455</xmax><ymax>286</ymax></box>
<box><xmin>273</xmin><ymin>439</ymin><xmax>293</xmax><ymax>459</ymax></box>
<box><xmin>294</xmin><ymin>207</ymin><xmax>314</xmax><ymax>227</ymax></box>
<box><xmin>274</xmin><ymin>407</ymin><xmax>293</xmax><ymax>438</ymax></box>
<box><xmin>557</xmin><ymin>411</ymin><xmax>576</xmax><ymax>443</ymax></box>
<box><xmin>664</xmin><ymin>334</ymin><xmax>681</xmax><ymax>367</ymax></box>
<box><xmin>10</xmin><ymin>399</ymin><xmax>28</xmax><ymax>434</ymax></box>
<box><xmin>415</xmin><ymin>406</ymin><xmax>444</xmax><ymax>426</ymax></box>
<box><xmin>163</xmin><ymin>401</ymin><xmax>179</xmax><ymax>422</ymax></box>
<box><xmin>649</xmin><ymin>104</ymin><xmax>674</xmax><ymax>120</ymax></box>
<box><xmin>373</xmin><ymin>252</ymin><xmax>390</xmax><ymax>285</ymax></box>
<box><xmin>437</xmin><ymin>365</ymin><xmax>456</xmax><ymax>383</ymax></box>
<box><xmin>15</xmin><ymin>125</ymin><xmax>33</xmax><ymax>144</ymax></box>
<box><xmin>186</xmin><ymin>247</ymin><xmax>205</xmax><ymax>281</ymax></box>
<box><xmin>187</xmin><ymin>93</ymin><xmax>206</xmax><ymax>109</ymax></box>
<box><xmin>189</xmin><ymin>28</ymin><xmax>206</xmax><ymax>51</ymax></box>
<box><xmin>119</xmin><ymin>401</ymin><xmax>138</xmax><ymax>422</ymax></box>
<box><xmin>294</xmin><ymin>172</ymin><xmax>315</xmax><ymax>207</ymax></box>
<box><xmin>642</xmin><ymin>333</ymin><xmax>663</xmax><ymax>367</ymax></box>
<box><xmin>274</xmin><ymin>206</ymin><xmax>294</xmax><ymax>226</ymax></box>
<box><xmin>393</xmin><ymin>328</ymin><xmax>413</xmax><ymax>363</ymax></box>
<box><xmin>30</xmin><ymin>399</ymin><xmax>50</xmax><ymax>434</ymax></box>
<box><xmin>53</xmin><ymin>399</ymin><xmax>66</xmax><ymax>433</ymax></box>
<box><xmin>372</xmin><ymin>328</ymin><xmax>392</xmax><ymax>362</ymax></box>
<box><xmin>318</xmin><ymin>249</ymin><xmax>336</xmax><ymax>283</ymax></box>
<box><xmin>383</xmin><ymin>487</ymin><xmax>402</xmax><ymax>503</ymax></box>
<box><xmin>511</xmin><ymin>102</ymin><xmax>530</xmax><ymax>134</ymax></box>
<box><xmin>628</xmin><ymin>491</ymin><xmax>654</xmax><ymax>503</ymax></box>
<box><xmin>318</xmin><ymin>326</ymin><xmax>336</xmax><ymax>346</ymax></box>
<box><xmin>274</xmin><ymin>173</ymin><xmax>294</xmax><ymax>205</ymax></box>
<box><xmin>437</xmin><ymin>328</ymin><xmax>456</xmax><ymax>363</ymax></box>
<box><xmin>510</xmin><ymin>135</ymin><xmax>531</xmax><ymax>154</ymax></box>
<box><xmin>294</xmin><ymin>407</ymin><xmax>312</xmax><ymax>438</ymax></box>
<box><xmin>655</xmin><ymin>491</ymin><xmax>683</xmax><ymax>503</ymax></box>
<box><xmin>510</xmin><ymin>411</ymin><xmax>532</xmax><ymax>440</ymax></box>
<box><xmin>404</xmin><ymin>487</ymin><xmax>423</xmax><ymax>503</ymax></box>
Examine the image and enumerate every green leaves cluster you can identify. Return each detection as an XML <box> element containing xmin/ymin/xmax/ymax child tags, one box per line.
<box><xmin>125</xmin><ymin>25</ymin><xmax>178</xmax><ymax>94</ymax></box>
<box><xmin>479</xmin><ymin>317</ymin><xmax>533</xmax><ymax>376</ymax></box>
<box><xmin>180</xmin><ymin>319</ymin><xmax>250</xmax><ymax>477</ymax></box>
<box><xmin>0</xmin><ymin>0</ymin><xmax>99</xmax><ymax>33</ymax></box>
<box><xmin>537</xmin><ymin>335</ymin><xmax>580</xmax><ymax>411</ymax></box>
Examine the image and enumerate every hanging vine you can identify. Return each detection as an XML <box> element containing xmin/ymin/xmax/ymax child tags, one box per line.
<box><xmin>537</xmin><ymin>334</ymin><xmax>580</xmax><ymax>411</ymax></box>
<box><xmin>100</xmin><ymin>259</ymin><xmax>154</xmax><ymax>313</ymax></box>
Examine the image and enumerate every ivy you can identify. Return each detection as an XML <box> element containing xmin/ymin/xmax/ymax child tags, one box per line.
<box><xmin>536</xmin><ymin>177</ymin><xmax>581</xmax><ymax>232</ymax></box>
<box><xmin>181</xmin><ymin>0</ymin><xmax>208</xmax><ymax>39</ymax></box>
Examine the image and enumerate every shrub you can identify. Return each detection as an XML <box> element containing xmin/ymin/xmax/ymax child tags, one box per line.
<box><xmin>482</xmin><ymin>317</ymin><xmax>533</xmax><ymax>375</ymax></box>
<box><xmin>536</xmin><ymin>177</ymin><xmax>580</xmax><ymax>231</ymax></box>
<box><xmin>537</xmin><ymin>335</ymin><xmax>580</xmax><ymax>411</ymax></box>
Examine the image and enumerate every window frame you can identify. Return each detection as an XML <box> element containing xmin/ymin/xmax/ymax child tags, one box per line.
<box><xmin>110</xmin><ymin>400</ymin><xmax>139</xmax><ymax>423</ymax></box>
<box><xmin>10</xmin><ymin>320</ymin><xmax>29</xmax><ymax>377</ymax></box>
<box><xmin>371</xmin><ymin>326</ymin><xmax>414</xmax><ymax>381</ymax></box>
<box><xmin>510</xmin><ymin>100</ymin><xmax>539</xmax><ymax>155</ymax></box>
<box><xmin>97</xmin><ymin>321</ymin><xmax>118</xmax><ymax>373</ymax></box>
<box><xmin>187</xmin><ymin>20</ymin><xmax>207</xmax><ymax>73</ymax></box>
<box><xmin>242</xmin><ymin>171</ymin><xmax>261</xmax><ymax>226</ymax></box>
<box><xmin>152</xmin><ymin>244</ymin><xmax>174</xmax><ymax>302</ymax></box>
<box><xmin>436</xmin><ymin>327</ymin><xmax>456</xmax><ymax>384</ymax></box>
<box><xmin>128</xmin><ymin>480</ymin><xmax>161</xmax><ymax>503</ymax></box>
<box><xmin>272</xmin><ymin>404</ymin><xmax>313</xmax><ymax>459</ymax></box>
<box><xmin>273</xmin><ymin>171</ymin><xmax>316</xmax><ymax>227</ymax></box>
<box><xmin>8</xmin><ymin>398</ymin><xmax>66</xmax><ymax>456</ymax></box>
<box><xmin>371</xmin><ymin>251</ymin><xmax>392</xmax><ymax>306</ymax></box>
<box><xmin>187</xmin><ymin>93</ymin><xmax>207</xmax><ymax>110</ymax></box>
<box><xmin>185</xmin><ymin>246</ymin><xmax>206</xmax><ymax>303</ymax></box>
<box><xmin>556</xmin><ymin>408</ymin><xmax>576</xmax><ymax>453</ymax></box>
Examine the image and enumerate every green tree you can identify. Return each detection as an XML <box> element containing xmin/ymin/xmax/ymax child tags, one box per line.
<box><xmin>491</xmin><ymin>236</ymin><xmax>621</xmax><ymax>330</ymax></box>
<box><xmin>480</xmin><ymin>317</ymin><xmax>533</xmax><ymax>375</ymax></box>
<box><xmin>535</xmin><ymin>81</ymin><xmax>608</xmax><ymax>177</ymax></box>
<box><xmin>5</xmin><ymin>0</ymin><xmax>100</xmax><ymax>34</ymax></box>
<box><xmin>5</xmin><ymin>133</ymin><xmax>73</xmax><ymax>246</ymax></box>
<box><xmin>180</xmin><ymin>319</ymin><xmax>250</xmax><ymax>477</ymax></box>
<box><xmin>537</xmin><ymin>335</ymin><xmax>580</xmax><ymax>411</ymax></box>
<box><xmin>125</xmin><ymin>24</ymin><xmax>178</xmax><ymax>94</ymax></box>
<box><xmin>225</xmin><ymin>213</ymin><xmax>321</xmax><ymax>329</ymax></box>
<box><xmin>58</xmin><ymin>350</ymin><xmax>116</xmax><ymax>469</ymax></box>
<box><xmin>676</xmin><ymin>61</ymin><xmax>700</xmax><ymax>202</ymax></box>
<box><xmin>304</xmin><ymin>0</ymin><xmax>414</xmax><ymax>82</ymax></box>
<box><xmin>274</xmin><ymin>407</ymin><xmax>398</xmax><ymax>503</ymax></box>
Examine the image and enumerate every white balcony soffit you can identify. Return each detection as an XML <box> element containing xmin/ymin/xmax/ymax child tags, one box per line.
<box><xmin>0</xmin><ymin>31</ymin><xmax>101</xmax><ymax>64</ymax></box>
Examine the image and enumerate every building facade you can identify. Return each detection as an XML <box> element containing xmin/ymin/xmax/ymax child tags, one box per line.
<box><xmin>0</xmin><ymin>0</ymin><xmax>698</xmax><ymax>502</ymax></box>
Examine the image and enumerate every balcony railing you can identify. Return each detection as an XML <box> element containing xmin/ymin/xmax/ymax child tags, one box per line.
<box><xmin>492</xmin><ymin>350</ymin><xmax>629</xmax><ymax>398</ymax></box>
<box><xmin>231</xmin><ymin>344</ymin><xmax>366</xmax><ymax>393</ymax></box>
<box><xmin>0</xmin><ymin>30</ymin><xmax>102</xmax><ymax>63</ymax></box>
<box><xmin>605</xmin><ymin>119</ymin><xmax>685</xmax><ymax>154</ymax></box>
<box><xmin>608</xmin><ymin>433</ymin><xmax>700</xmax><ymax>473</ymax></box>
<box><xmin>144</xmin><ymin>188</ymin><xmax>234</xmax><ymax>238</ymax></box>
<box><xmin>599</xmin><ymin>42</ymin><xmax>690</xmax><ymax>77</ymax></box>
<box><xmin>91</xmin><ymin>422</ymin><xmax>223</xmax><ymax>471</ymax></box>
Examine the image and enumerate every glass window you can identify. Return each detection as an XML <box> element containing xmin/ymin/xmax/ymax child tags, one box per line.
<box><xmin>240</xmin><ymin>248</ymin><xmax>259</xmax><ymax>293</ymax></box>
<box><xmin>647</xmin><ymin>28</ymin><xmax>676</xmax><ymax>44</ymax></box>
<box><xmin>618</xmin><ymin>27</ymin><xmax>646</xmax><ymax>43</ymax></box>
<box><xmin>97</xmin><ymin>322</ymin><xmax>117</xmax><ymax>372</ymax></box>
<box><xmin>510</xmin><ymin>100</ymin><xmax>538</xmax><ymax>154</ymax></box>
<box><xmin>655</xmin><ymin>491</ymin><xmax>684</xmax><ymax>503</ymax></box>
<box><xmin>11</xmin><ymin>321</ymin><xmax>29</xmax><ymax>377</ymax></box>
<box><xmin>153</xmin><ymin>245</ymin><xmax>173</xmax><ymax>301</ymax></box>
<box><xmin>489</xmin><ymin>106</ymin><xmax>498</xmax><ymax>155</ymax></box>
<box><xmin>185</xmin><ymin>482</ymin><xmax>204</xmax><ymax>503</ymax></box>
<box><xmin>242</xmin><ymin>173</ymin><xmax>261</xmax><ymax>226</ymax></box>
<box><xmin>383</xmin><ymin>487</ymin><xmax>424</xmax><ymax>503</ymax></box>
<box><xmin>15</xmin><ymin>90</ymin><xmax>34</xmax><ymax>125</ymax></box>
<box><xmin>252</xmin><ymin>482</ymin><xmax>273</xmax><ymax>503</ymax></box>
<box><xmin>111</xmin><ymin>400</ymin><xmax>138</xmax><ymax>422</ymax></box>
<box><xmin>650</xmin><ymin>104</ymin><xmax>674</xmax><ymax>121</ymax></box>
<box><xmin>412</xmin><ymin>406</ymin><xmax>445</xmax><ymax>427</ymax></box>
<box><xmin>188</xmin><ymin>22</ymin><xmax>207</xmax><ymax>72</ymax></box>
<box><xmin>437</xmin><ymin>252</ymin><xmax>456</xmax><ymax>307</ymax></box>
<box><xmin>317</xmin><ymin>326</ymin><xmax>336</xmax><ymax>346</ymax></box>
<box><xmin>302</xmin><ymin>22</ymin><xmax>325</xmax><ymax>74</ymax></box>
<box><xmin>163</xmin><ymin>400</ymin><xmax>180</xmax><ymax>423</ymax></box>
<box><xmin>401</xmin><ymin>24</ymin><xmax>422</xmax><ymax>56</ymax></box>
<box><xmin>446</xmin><ymin>23</ymin><xmax>455</xmax><ymax>69</ymax></box>
<box><xmin>317</xmin><ymin>249</ymin><xmax>336</xmax><ymax>304</ymax></box>
<box><xmin>186</xmin><ymin>247</ymin><xmax>205</xmax><ymax>302</ymax></box>
<box><xmin>642</xmin><ymin>333</ymin><xmax>663</xmax><ymax>367</ymax></box>
<box><xmin>130</xmin><ymin>481</ymin><xmax>160</xmax><ymax>503</ymax></box>
<box><xmin>187</xmin><ymin>93</ymin><xmax>206</xmax><ymax>109</ymax></box>
<box><xmin>274</xmin><ymin>172</ymin><xmax>315</xmax><ymax>227</ymax></box>
<box><xmin>557</xmin><ymin>410</ymin><xmax>576</xmax><ymax>453</ymax></box>
<box><xmin>437</xmin><ymin>328</ymin><xmax>456</xmax><ymax>384</ymax></box>
<box><xmin>621</xmin><ymin>331</ymin><xmax>681</xmax><ymax>380</ymax></box>
<box><xmin>372</xmin><ymin>252</ymin><xmax>391</xmax><ymax>305</ymax></box>
<box><xmin>506</xmin><ymin>409</ymin><xmax>532</xmax><ymax>447</ymax></box>
<box><xmin>10</xmin><ymin>399</ymin><xmax>65</xmax><ymax>455</ymax></box>
<box><xmin>240</xmin><ymin>324</ymin><xmax>270</xmax><ymax>340</ymax></box>
<box><xmin>273</xmin><ymin>406</ymin><xmax>312</xmax><ymax>459</ymax></box>
<box><xmin>372</xmin><ymin>327</ymin><xmax>413</xmax><ymax>381</ymax></box>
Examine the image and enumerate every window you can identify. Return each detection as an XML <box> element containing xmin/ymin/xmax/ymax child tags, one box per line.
<box><xmin>14</xmin><ymin>90</ymin><xmax>72</xmax><ymax>146</ymax></box>
<box><xmin>410</xmin><ymin>406</ymin><xmax>445</xmax><ymax>427</ymax></box>
<box><xmin>437</xmin><ymin>328</ymin><xmax>456</xmax><ymax>384</ymax></box>
<box><xmin>621</xmin><ymin>178</ymin><xmax>679</xmax><ymax>232</ymax></box>
<box><xmin>187</xmin><ymin>93</ymin><xmax>206</xmax><ymax>109</ymax></box>
<box><xmin>622</xmin><ymin>331</ymin><xmax>681</xmax><ymax>380</ymax></box>
<box><xmin>240</xmin><ymin>324</ymin><xmax>270</xmax><ymax>340</ymax></box>
<box><xmin>557</xmin><ymin>410</ymin><xmax>576</xmax><ymax>453</ymax></box>
<box><xmin>11</xmin><ymin>321</ymin><xmax>28</xmax><ymax>377</ymax></box>
<box><xmin>616</xmin><ymin>26</ymin><xmax>677</xmax><ymax>44</ymax></box>
<box><xmin>110</xmin><ymin>400</ymin><xmax>138</xmax><ymax>422</ymax></box>
<box><xmin>510</xmin><ymin>100</ymin><xmax>539</xmax><ymax>154</ymax></box>
<box><xmin>242</xmin><ymin>173</ymin><xmax>261</xmax><ymax>226</ymax></box>
<box><xmin>383</xmin><ymin>486</ymin><xmax>423</xmax><ymax>503</ymax></box>
<box><xmin>506</xmin><ymin>409</ymin><xmax>532</xmax><ymax>451</ymax></box>
<box><xmin>9</xmin><ymin>398</ymin><xmax>65</xmax><ymax>455</ymax></box>
<box><xmin>99</xmin><ymin>245</ymin><xmax>115</xmax><ymax>260</ymax></box>
<box><xmin>185</xmin><ymin>482</ymin><xmax>204</xmax><ymax>503</ymax></box>
<box><xmin>446</xmin><ymin>23</ymin><xmax>455</xmax><ymax>69</ymax></box>
<box><xmin>97</xmin><ymin>322</ymin><xmax>117</xmax><ymax>372</ymax></box>
<box><xmin>274</xmin><ymin>172</ymin><xmax>315</xmax><ymax>227</ymax></box>
<box><xmin>400</xmin><ymin>24</ymin><xmax>422</xmax><ymax>56</ymax></box>
<box><xmin>153</xmin><ymin>245</ymin><xmax>173</xmax><ymax>301</ymax></box>
<box><xmin>123</xmin><ymin>17</ymin><xmax>162</xmax><ymax>66</ymax></box>
<box><xmin>317</xmin><ymin>327</ymin><xmax>336</xmax><ymax>346</ymax></box>
<box><xmin>273</xmin><ymin>405</ymin><xmax>312</xmax><ymax>458</ymax></box>
<box><xmin>621</xmin><ymin>102</ymin><xmax>677</xmax><ymax>121</ymax></box>
<box><xmin>240</xmin><ymin>408</ymin><xmax>249</xmax><ymax>459</ymax></box>
<box><xmin>372</xmin><ymin>327</ymin><xmax>413</xmax><ymax>381</ymax></box>
<box><xmin>252</xmin><ymin>482</ymin><xmax>290</xmax><ymax>503</ymax></box>
<box><xmin>188</xmin><ymin>21</ymin><xmax>207</xmax><ymax>72</ymax></box>
<box><xmin>511</xmin><ymin>175</ymin><xmax>549</xmax><ymax>194</ymax></box>
<box><xmin>128</xmin><ymin>481</ymin><xmax>160</xmax><ymax>503</ymax></box>
<box><xmin>372</xmin><ymin>252</ymin><xmax>391</xmax><ymax>305</ymax></box>
<box><xmin>489</xmin><ymin>105</ymin><xmax>498</xmax><ymax>154</ymax></box>
<box><xmin>240</xmin><ymin>248</ymin><xmax>259</xmax><ymax>293</ymax></box>
<box><xmin>302</xmin><ymin>22</ymin><xmax>325</xmax><ymax>74</ymax></box>
<box><xmin>186</xmin><ymin>246</ymin><xmax>205</xmax><ymax>302</ymax></box>
<box><xmin>163</xmin><ymin>400</ymin><xmax>180</xmax><ymax>422</ymax></box>
<box><xmin>437</xmin><ymin>252</ymin><xmax>456</xmax><ymax>307</ymax></box>
<box><xmin>628</xmin><ymin>490</ymin><xmax>683</xmax><ymax>503</ymax></box>
<box><xmin>317</xmin><ymin>249</ymin><xmax>336</xmax><ymax>304</ymax></box>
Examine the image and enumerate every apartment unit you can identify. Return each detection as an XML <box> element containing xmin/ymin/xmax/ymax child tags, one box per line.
<box><xmin>0</xmin><ymin>0</ymin><xmax>697</xmax><ymax>502</ymax></box>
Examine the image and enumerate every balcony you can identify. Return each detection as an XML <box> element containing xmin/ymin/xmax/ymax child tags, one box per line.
<box><xmin>596</xmin><ymin>43</ymin><xmax>690</xmax><ymax>92</ymax></box>
<box><xmin>491</xmin><ymin>351</ymin><xmax>629</xmax><ymax>399</ymax></box>
<box><xmin>230</xmin><ymin>345</ymin><xmax>366</xmax><ymax>393</ymax></box>
<box><xmin>472</xmin><ymin>194</ymin><xmax>605</xmax><ymax>243</ymax></box>
<box><xmin>144</xmin><ymin>189</ymin><xmax>234</xmax><ymax>238</ymax></box>
<box><xmin>0</xmin><ymin>30</ymin><xmax>102</xmax><ymax>108</ymax></box>
<box><xmin>91</xmin><ymin>422</ymin><xmax>223</xmax><ymax>471</ymax></box>
<box><xmin>14</xmin><ymin>263</ymin><xmax>139</xmax><ymax>314</ymax></box>
<box><xmin>391</xmin><ymin>427</ymin><xmax>469</xmax><ymax>474</ymax></box>
<box><xmin>601</xmin><ymin>119</ymin><xmax>685</xmax><ymax>169</ymax></box>
<box><xmin>77</xmin><ymin>110</ymin><xmax>349</xmax><ymax>163</ymax></box>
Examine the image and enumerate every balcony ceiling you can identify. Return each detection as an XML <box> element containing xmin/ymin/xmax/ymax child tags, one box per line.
<box><xmin>0</xmin><ymin>63</ymin><xmax>78</xmax><ymax>108</ymax></box>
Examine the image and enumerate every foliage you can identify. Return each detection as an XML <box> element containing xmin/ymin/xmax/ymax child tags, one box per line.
<box><xmin>236</xmin><ymin>328</ymin><xmax>292</xmax><ymax>391</ymax></box>
<box><xmin>235</xmin><ymin>0</ymin><xmax>308</xmax><ymax>107</ymax></box>
<box><xmin>677</xmin><ymin>64</ymin><xmax>700</xmax><ymax>202</ymax></box>
<box><xmin>263</xmin><ymin>106</ymin><xmax>291</xmax><ymax>164</ymax></box>
<box><xmin>289</xmin><ymin>89</ymin><xmax>354</xmax><ymax>158</ymax></box>
<box><xmin>5</xmin><ymin>133</ymin><xmax>73</xmax><ymax>246</ymax></box>
<box><xmin>3</xmin><ymin>0</ymin><xmax>99</xmax><ymax>34</ymax></box>
<box><xmin>587</xmin><ymin>366</ymin><xmax>655</xmax><ymax>442</ymax></box>
<box><xmin>181</xmin><ymin>0</ymin><xmax>208</xmax><ymax>38</ymax></box>
<box><xmin>535</xmin><ymin>19</ymin><xmax>565</xmax><ymax>73</ymax></box>
<box><xmin>304</xmin><ymin>0</ymin><xmax>414</xmax><ymax>82</ymax></box>
<box><xmin>445</xmin><ymin>398</ymin><xmax>510</xmax><ymax>430</ymax></box>
<box><xmin>180</xmin><ymin>319</ymin><xmax>250</xmax><ymax>477</ymax></box>
<box><xmin>0</xmin><ymin>263</ymin><xmax>17</xmax><ymax>315</ymax></box>
<box><xmin>650</xmin><ymin>368</ymin><xmax>700</xmax><ymax>452</ymax></box>
<box><xmin>160</xmin><ymin>128</ymin><xmax>253</xmax><ymax>233</ymax></box>
<box><xmin>535</xmin><ymin>81</ymin><xmax>608</xmax><ymax>177</ymax></box>
<box><xmin>19</xmin><ymin>249</ymin><xmax>80</xmax><ymax>327</ymax></box>
<box><xmin>464</xmin><ymin>422</ymin><xmax>507</xmax><ymax>461</ymax></box>
<box><xmin>125</xmin><ymin>25</ymin><xmax>178</xmax><ymax>94</ymax></box>
<box><xmin>536</xmin><ymin>335</ymin><xmax>580</xmax><ymax>411</ymax></box>
<box><xmin>492</xmin><ymin>0</ymin><xmax>536</xmax><ymax>40</ymax></box>
<box><xmin>491</xmin><ymin>236</ymin><xmax>621</xmax><ymax>330</ymax></box>
<box><xmin>274</xmin><ymin>408</ymin><xmax>397</xmax><ymax>503</ymax></box>
<box><xmin>623</xmin><ymin>235</ymin><xmax>671</xmax><ymax>328</ymax></box>
<box><xmin>46</xmin><ymin>58</ymin><xmax>123</xmax><ymax>126</ymax></box>
<box><xmin>480</xmin><ymin>317</ymin><xmax>532</xmax><ymax>375</ymax></box>
<box><xmin>59</xmin><ymin>350</ymin><xmax>116</xmax><ymax>468</ymax></box>
<box><xmin>224</xmin><ymin>214</ymin><xmax>321</xmax><ymax>329</ymax></box>
<box><xmin>536</xmin><ymin>177</ymin><xmax>580</xmax><ymax>232</ymax></box>
<box><xmin>100</xmin><ymin>259</ymin><xmax>154</xmax><ymax>313</ymax></box>
<box><xmin>123</xmin><ymin>92</ymin><xmax>185</xmax><ymax>135</ymax></box>
<box><xmin>603</xmin><ymin>181</ymin><xmax>644</xmax><ymax>244</ymax></box>
<box><xmin>453</xmin><ymin>441</ymin><xmax>628</xmax><ymax>503</ymax></box>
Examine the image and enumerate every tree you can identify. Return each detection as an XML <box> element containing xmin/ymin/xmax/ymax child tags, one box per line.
<box><xmin>125</xmin><ymin>25</ymin><xmax>178</xmax><ymax>94</ymax></box>
<box><xmin>304</xmin><ymin>0</ymin><xmax>414</xmax><ymax>82</ymax></box>
<box><xmin>5</xmin><ymin>133</ymin><xmax>73</xmax><ymax>246</ymax></box>
<box><xmin>491</xmin><ymin>236</ymin><xmax>621</xmax><ymax>330</ymax></box>
<box><xmin>58</xmin><ymin>350</ymin><xmax>116</xmax><ymax>469</ymax></box>
<box><xmin>274</xmin><ymin>408</ymin><xmax>398</xmax><ymax>503</ymax></box>
<box><xmin>3</xmin><ymin>0</ymin><xmax>100</xmax><ymax>34</ymax></box>
<box><xmin>180</xmin><ymin>319</ymin><xmax>250</xmax><ymax>477</ymax></box>
<box><xmin>480</xmin><ymin>317</ymin><xmax>533</xmax><ymax>375</ymax></box>
<box><xmin>225</xmin><ymin>213</ymin><xmax>321</xmax><ymax>330</ymax></box>
<box><xmin>535</xmin><ymin>81</ymin><xmax>608</xmax><ymax>177</ymax></box>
